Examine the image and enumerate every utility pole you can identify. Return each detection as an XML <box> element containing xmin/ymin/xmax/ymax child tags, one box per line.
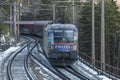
<box><xmin>53</xmin><ymin>1</ymin><xmax>56</xmax><ymax>21</ymax></box>
<box><xmin>17</xmin><ymin>2</ymin><xmax>20</xmax><ymax>41</ymax></box>
<box><xmin>72</xmin><ymin>0</ymin><xmax>75</xmax><ymax>24</ymax></box>
<box><xmin>13</xmin><ymin>1</ymin><xmax>17</xmax><ymax>45</ymax></box>
<box><xmin>101</xmin><ymin>0</ymin><xmax>105</xmax><ymax>70</ymax></box>
<box><xmin>10</xmin><ymin>4</ymin><xmax>13</xmax><ymax>36</ymax></box>
<box><xmin>92</xmin><ymin>0</ymin><xmax>95</xmax><ymax>66</ymax></box>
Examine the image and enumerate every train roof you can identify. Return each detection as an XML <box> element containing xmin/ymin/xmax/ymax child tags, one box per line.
<box><xmin>46</xmin><ymin>24</ymin><xmax>77</xmax><ymax>30</ymax></box>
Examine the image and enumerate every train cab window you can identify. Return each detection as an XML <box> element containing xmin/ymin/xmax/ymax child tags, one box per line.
<box><xmin>64</xmin><ymin>30</ymin><xmax>74</xmax><ymax>43</ymax></box>
<box><xmin>54</xmin><ymin>30</ymin><xmax>63</xmax><ymax>43</ymax></box>
<box><xmin>54</xmin><ymin>30</ymin><xmax>63</xmax><ymax>37</ymax></box>
<box><xmin>54</xmin><ymin>30</ymin><xmax>74</xmax><ymax>43</ymax></box>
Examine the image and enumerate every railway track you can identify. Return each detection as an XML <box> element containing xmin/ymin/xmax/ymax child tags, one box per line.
<box><xmin>0</xmin><ymin>36</ymin><xmax>26</xmax><ymax>80</ymax></box>
<box><xmin>0</xmin><ymin>36</ymin><xmax>102</xmax><ymax>80</ymax></box>
<box><xmin>63</xmin><ymin>66</ymin><xmax>90</xmax><ymax>80</ymax></box>
<box><xmin>0</xmin><ymin>46</ymin><xmax>24</xmax><ymax>80</ymax></box>
<box><xmin>30</xmin><ymin>53</ymin><xmax>69</xmax><ymax>80</ymax></box>
<box><xmin>72</xmin><ymin>59</ymin><xmax>102</xmax><ymax>80</ymax></box>
<box><xmin>31</xmin><ymin>51</ymin><xmax>91</xmax><ymax>80</ymax></box>
<box><xmin>28</xmin><ymin>38</ymin><xmax>70</xmax><ymax>80</ymax></box>
<box><xmin>52</xmin><ymin>65</ymin><xmax>90</xmax><ymax>80</ymax></box>
<box><xmin>40</xmin><ymin>44</ymin><xmax>90</xmax><ymax>80</ymax></box>
<box><xmin>6</xmin><ymin>36</ymin><xmax>36</xmax><ymax>80</ymax></box>
<box><xmin>7</xmin><ymin>43</ymin><xmax>30</xmax><ymax>80</ymax></box>
<box><xmin>30</xmin><ymin>40</ymin><xmax>91</xmax><ymax>80</ymax></box>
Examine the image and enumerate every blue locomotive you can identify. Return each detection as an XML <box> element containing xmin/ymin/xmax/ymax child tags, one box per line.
<box><xmin>43</xmin><ymin>23</ymin><xmax>78</xmax><ymax>65</ymax></box>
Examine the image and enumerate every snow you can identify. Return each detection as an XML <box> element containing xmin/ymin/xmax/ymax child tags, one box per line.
<box><xmin>0</xmin><ymin>46</ymin><xmax>20</xmax><ymax>61</ymax></box>
<box><xmin>0</xmin><ymin>44</ymin><xmax>115</xmax><ymax>80</ymax></box>
<box><xmin>73</xmin><ymin>60</ymin><xmax>112</xmax><ymax>80</ymax></box>
<box><xmin>77</xmin><ymin>60</ymin><xmax>98</xmax><ymax>74</ymax></box>
<box><xmin>31</xmin><ymin>56</ymin><xmax>62</xmax><ymax>80</ymax></box>
<box><xmin>0</xmin><ymin>35</ymin><xmax>5</xmax><ymax>44</ymax></box>
<box><xmin>99</xmin><ymin>75</ymin><xmax>112</xmax><ymax>80</ymax></box>
<box><xmin>0</xmin><ymin>40</ymin><xmax>24</xmax><ymax>61</ymax></box>
<box><xmin>58</xmin><ymin>68</ymin><xmax>80</xmax><ymax>80</ymax></box>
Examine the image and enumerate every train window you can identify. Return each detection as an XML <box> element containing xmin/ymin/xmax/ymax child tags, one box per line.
<box><xmin>64</xmin><ymin>30</ymin><xmax>73</xmax><ymax>37</ymax></box>
<box><xmin>54</xmin><ymin>30</ymin><xmax>74</xmax><ymax>43</ymax></box>
<box><xmin>54</xmin><ymin>30</ymin><xmax>63</xmax><ymax>43</ymax></box>
<box><xmin>64</xmin><ymin>30</ymin><xmax>74</xmax><ymax>43</ymax></box>
<box><xmin>54</xmin><ymin>30</ymin><xmax>63</xmax><ymax>37</ymax></box>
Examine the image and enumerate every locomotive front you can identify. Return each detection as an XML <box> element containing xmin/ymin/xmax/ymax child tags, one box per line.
<box><xmin>44</xmin><ymin>24</ymin><xmax>78</xmax><ymax>65</ymax></box>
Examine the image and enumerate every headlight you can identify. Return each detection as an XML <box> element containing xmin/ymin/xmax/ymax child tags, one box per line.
<box><xmin>48</xmin><ymin>44</ymin><xmax>54</xmax><ymax>50</ymax></box>
<box><xmin>50</xmin><ymin>45</ymin><xmax>54</xmax><ymax>50</ymax></box>
<box><xmin>73</xmin><ymin>45</ymin><xmax>77</xmax><ymax>50</ymax></box>
<box><xmin>74</xmin><ymin>32</ymin><xmax>78</xmax><ymax>41</ymax></box>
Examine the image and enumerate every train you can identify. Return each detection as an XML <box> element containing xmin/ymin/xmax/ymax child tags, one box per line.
<box><xmin>19</xmin><ymin>21</ymin><xmax>52</xmax><ymax>37</ymax></box>
<box><xmin>4</xmin><ymin>21</ymin><xmax>52</xmax><ymax>37</ymax></box>
<box><xmin>4</xmin><ymin>21</ymin><xmax>78</xmax><ymax>66</ymax></box>
<box><xmin>43</xmin><ymin>23</ymin><xmax>78</xmax><ymax>66</ymax></box>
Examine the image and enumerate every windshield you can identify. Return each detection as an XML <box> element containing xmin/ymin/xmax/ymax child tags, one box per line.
<box><xmin>54</xmin><ymin>30</ymin><xmax>74</xmax><ymax>43</ymax></box>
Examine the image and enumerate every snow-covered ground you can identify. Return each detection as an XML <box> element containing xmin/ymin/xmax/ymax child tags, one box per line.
<box><xmin>0</xmin><ymin>44</ymin><xmax>116</xmax><ymax>80</ymax></box>
<box><xmin>0</xmin><ymin>46</ymin><xmax>20</xmax><ymax>61</ymax></box>
<box><xmin>73</xmin><ymin>60</ymin><xmax>112</xmax><ymax>80</ymax></box>
<box><xmin>0</xmin><ymin>42</ymin><xmax>23</xmax><ymax>61</ymax></box>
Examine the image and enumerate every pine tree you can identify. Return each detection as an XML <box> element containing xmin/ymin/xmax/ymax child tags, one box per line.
<box><xmin>78</xmin><ymin>2</ymin><xmax>92</xmax><ymax>62</ymax></box>
<box><xmin>78</xmin><ymin>0</ymin><xmax>120</xmax><ymax>74</ymax></box>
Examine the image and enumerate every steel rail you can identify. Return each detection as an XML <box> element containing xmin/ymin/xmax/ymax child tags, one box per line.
<box><xmin>6</xmin><ymin>36</ymin><xmax>34</xmax><ymax>80</ymax></box>
<box><xmin>24</xmin><ymin>40</ymin><xmax>39</xmax><ymax>80</ymax></box>
<box><xmin>31</xmin><ymin>53</ymin><xmax>70</xmax><ymax>80</ymax></box>
<box><xmin>64</xmin><ymin>66</ymin><xmax>90</xmax><ymax>80</ymax></box>
<box><xmin>7</xmin><ymin>43</ymin><xmax>29</xmax><ymax>80</ymax></box>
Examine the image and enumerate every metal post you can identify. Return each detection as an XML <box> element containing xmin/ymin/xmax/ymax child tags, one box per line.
<box><xmin>92</xmin><ymin>0</ymin><xmax>95</xmax><ymax>66</ymax></box>
<box><xmin>17</xmin><ymin>2</ymin><xmax>20</xmax><ymax>41</ymax></box>
<box><xmin>13</xmin><ymin>1</ymin><xmax>17</xmax><ymax>45</ymax></box>
<box><xmin>53</xmin><ymin>2</ymin><xmax>56</xmax><ymax>21</ymax></box>
<box><xmin>101</xmin><ymin>0</ymin><xmax>105</xmax><ymax>70</ymax></box>
<box><xmin>72</xmin><ymin>0</ymin><xmax>75</xmax><ymax>24</ymax></box>
<box><xmin>10</xmin><ymin>4</ymin><xmax>13</xmax><ymax>36</ymax></box>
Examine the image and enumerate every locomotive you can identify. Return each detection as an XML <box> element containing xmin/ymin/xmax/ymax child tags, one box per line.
<box><xmin>43</xmin><ymin>23</ymin><xmax>78</xmax><ymax>65</ymax></box>
<box><xmin>4</xmin><ymin>21</ymin><xmax>78</xmax><ymax>65</ymax></box>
